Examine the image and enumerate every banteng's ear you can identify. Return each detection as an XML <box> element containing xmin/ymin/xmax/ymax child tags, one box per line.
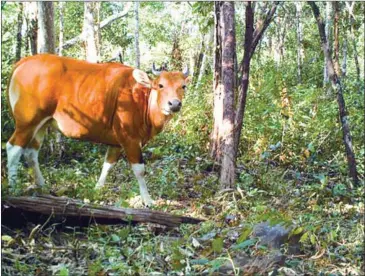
<box><xmin>184</xmin><ymin>76</ymin><xmax>192</xmax><ymax>84</ymax></box>
<box><xmin>133</xmin><ymin>69</ymin><xmax>151</xmax><ymax>88</ymax></box>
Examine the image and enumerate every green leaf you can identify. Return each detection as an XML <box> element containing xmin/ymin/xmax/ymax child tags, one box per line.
<box><xmin>59</xmin><ymin>267</ymin><xmax>69</xmax><ymax>276</ymax></box>
<box><xmin>190</xmin><ymin>258</ymin><xmax>209</xmax><ymax>265</ymax></box>
<box><xmin>212</xmin><ymin>237</ymin><xmax>224</xmax><ymax>253</ymax></box>
<box><xmin>237</xmin><ymin>226</ymin><xmax>252</xmax><ymax>244</ymax></box>
<box><xmin>111</xmin><ymin>234</ymin><xmax>120</xmax><ymax>243</ymax></box>
<box><xmin>231</xmin><ymin>238</ymin><xmax>257</xmax><ymax>250</ymax></box>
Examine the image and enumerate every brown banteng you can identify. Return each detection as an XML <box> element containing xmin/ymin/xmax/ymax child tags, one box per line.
<box><xmin>7</xmin><ymin>54</ymin><xmax>189</xmax><ymax>206</ymax></box>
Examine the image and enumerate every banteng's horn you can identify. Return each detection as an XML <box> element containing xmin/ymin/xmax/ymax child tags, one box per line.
<box><xmin>183</xmin><ymin>65</ymin><xmax>189</xmax><ymax>78</ymax></box>
<box><xmin>152</xmin><ymin>63</ymin><xmax>161</xmax><ymax>76</ymax></box>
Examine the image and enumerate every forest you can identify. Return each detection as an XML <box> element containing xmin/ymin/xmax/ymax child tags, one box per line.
<box><xmin>1</xmin><ymin>1</ymin><xmax>364</xmax><ymax>275</ymax></box>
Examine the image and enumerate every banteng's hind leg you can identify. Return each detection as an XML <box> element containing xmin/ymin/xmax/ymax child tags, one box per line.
<box><xmin>95</xmin><ymin>146</ymin><xmax>122</xmax><ymax>189</ymax></box>
<box><xmin>23</xmin><ymin>123</ymin><xmax>48</xmax><ymax>187</ymax></box>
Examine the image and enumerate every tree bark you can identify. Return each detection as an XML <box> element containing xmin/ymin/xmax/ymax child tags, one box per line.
<box><xmin>24</xmin><ymin>2</ymin><xmax>38</xmax><ymax>55</ymax></box>
<box><xmin>332</xmin><ymin>1</ymin><xmax>341</xmax><ymax>75</ymax></box>
<box><xmin>234</xmin><ymin>2</ymin><xmax>279</xmax><ymax>157</ymax></box>
<box><xmin>210</xmin><ymin>2</ymin><xmax>224</xmax><ymax>161</ymax></box>
<box><xmin>309</xmin><ymin>1</ymin><xmax>359</xmax><ymax>186</ymax></box>
<box><xmin>15</xmin><ymin>3</ymin><xmax>23</xmax><ymax>62</ymax></box>
<box><xmin>341</xmin><ymin>32</ymin><xmax>347</xmax><ymax>78</ymax></box>
<box><xmin>58</xmin><ymin>2</ymin><xmax>65</xmax><ymax>56</ymax></box>
<box><xmin>196</xmin><ymin>27</ymin><xmax>214</xmax><ymax>89</ymax></box>
<box><xmin>3</xmin><ymin>195</ymin><xmax>203</xmax><ymax>228</ymax></box>
<box><xmin>219</xmin><ymin>2</ymin><xmax>236</xmax><ymax>189</ymax></box>
<box><xmin>323</xmin><ymin>2</ymin><xmax>331</xmax><ymax>86</ymax></box>
<box><xmin>37</xmin><ymin>2</ymin><xmax>55</xmax><ymax>54</ymax></box>
<box><xmin>58</xmin><ymin>2</ymin><xmax>132</xmax><ymax>52</ymax></box>
<box><xmin>295</xmin><ymin>2</ymin><xmax>303</xmax><ymax>83</ymax></box>
<box><xmin>134</xmin><ymin>2</ymin><xmax>140</xmax><ymax>68</ymax></box>
<box><xmin>345</xmin><ymin>2</ymin><xmax>361</xmax><ymax>84</ymax></box>
<box><xmin>83</xmin><ymin>2</ymin><xmax>99</xmax><ymax>62</ymax></box>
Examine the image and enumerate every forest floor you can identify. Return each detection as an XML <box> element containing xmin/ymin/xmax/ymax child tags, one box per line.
<box><xmin>1</xmin><ymin>132</ymin><xmax>364</xmax><ymax>275</ymax></box>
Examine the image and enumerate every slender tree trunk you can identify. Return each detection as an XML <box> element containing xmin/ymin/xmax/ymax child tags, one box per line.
<box><xmin>193</xmin><ymin>36</ymin><xmax>205</xmax><ymax>83</ymax></box>
<box><xmin>196</xmin><ymin>28</ymin><xmax>213</xmax><ymax>89</ymax></box>
<box><xmin>134</xmin><ymin>2</ymin><xmax>140</xmax><ymax>68</ymax></box>
<box><xmin>234</xmin><ymin>2</ymin><xmax>254</xmax><ymax>157</ymax></box>
<box><xmin>295</xmin><ymin>2</ymin><xmax>303</xmax><ymax>83</ymax></box>
<box><xmin>15</xmin><ymin>3</ymin><xmax>23</xmax><ymax>62</ymax></box>
<box><xmin>58</xmin><ymin>2</ymin><xmax>64</xmax><ymax>56</ymax></box>
<box><xmin>37</xmin><ymin>2</ymin><xmax>55</xmax><ymax>54</ymax></box>
<box><xmin>25</xmin><ymin>2</ymin><xmax>38</xmax><ymax>55</ymax></box>
<box><xmin>341</xmin><ymin>33</ymin><xmax>347</xmax><ymax>78</ymax></box>
<box><xmin>234</xmin><ymin>2</ymin><xmax>279</xmax><ymax>156</ymax></box>
<box><xmin>309</xmin><ymin>1</ymin><xmax>359</xmax><ymax>186</ymax></box>
<box><xmin>219</xmin><ymin>2</ymin><xmax>236</xmax><ymax>188</ymax></box>
<box><xmin>83</xmin><ymin>2</ymin><xmax>99</xmax><ymax>62</ymax></box>
<box><xmin>333</xmin><ymin>1</ymin><xmax>341</xmax><ymax>75</ymax></box>
<box><xmin>323</xmin><ymin>2</ymin><xmax>331</xmax><ymax>86</ymax></box>
<box><xmin>211</xmin><ymin>2</ymin><xmax>224</xmax><ymax>161</ymax></box>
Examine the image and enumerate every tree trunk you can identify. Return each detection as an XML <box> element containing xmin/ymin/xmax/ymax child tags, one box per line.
<box><xmin>210</xmin><ymin>2</ymin><xmax>224</xmax><ymax>161</ymax></box>
<box><xmin>83</xmin><ymin>2</ymin><xmax>99</xmax><ymax>62</ymax></box>
<box><xmin>234</xmin><ymin>2</ymin><xmax>254</xmax><ymax>158</ymax></box>
<box><xmin>345</xmin><ymin>2</ymin><xmax>361</xmax><ymax>84</ymax></box>
<box><xmin>332</xmin><ymin>1</ymin><xmax>341</xmax><ymax>75</ymax></box>
<box><xmin>309</xmin><ymin>1</ymin><xmax>359</xmax><ymax>186</ymax></box>
<box><xmin>193</xmin><ymin>36</ymin><xmax>205</xmax><ymax>84</ymax></box>
<box><xmin>37</xmin><ymin>2</ymin><xmax>55</xmax><ymax>54</ymax></box>
<box><xmin>15</xmin><ymin>3</ymin><xmax>23</xmax><ymax>62</ymax></box>
<box><xmin>234</xmin><ymin>2</ymin><xmax>279</xmax><ymax>156</ymax></box>
<box><xmin>342</xmin><ymin>29</ymin><xmax>347</xmax><ymax>78</ymax></box>
<box><xmin>295</xmin><ymin>2</ymin><xmax>303</xmax><ymax>83</ymax></box>
<box><xmin>196</xmin><ymin>27</ymin><xmax>214</xmax><ymax>89</ymax></box>
<box><xmin>219</xmin><ymin>2</ymin><xmax>236</xmax><ymax>189</ymax></box>
<box><xmin>3</xmin><ymin>195</ymin><xmax>203</xmax><ymax>228</ymax></box>
<box><xmin>134</xmin><ymin>2</ymin><xmax>140</xmax><ymax>68</ymax></box>
<box><xmin>24</xmin><ymin>2</ymin><xmax>38</xmax><ymax>55</ymax></box>
<box><xmin>323</xmin><ymin>2</ymin><xmax>331</xmax><ymax>86</ymax></box>
<box><xmin>58</xmin><ymin>2</ymin><xmax>65</xmax><ymax>56</ymax></box>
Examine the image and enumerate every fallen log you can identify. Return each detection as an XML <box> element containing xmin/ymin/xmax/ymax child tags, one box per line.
<box><xmin>2</xmin><ymin>195</ymin><xmax>203</xmax><ymax>228</ymax></box>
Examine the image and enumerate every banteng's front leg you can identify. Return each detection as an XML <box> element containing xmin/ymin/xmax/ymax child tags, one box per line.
<box><xmin>124</xmin><ymin>142</ymin><xmax>154</xmax><ymax>207</ymax></box>
<box><xmin>95</xmin><ymin>146</ymin><xmax>122</xmax><ymax>189</ymax></box>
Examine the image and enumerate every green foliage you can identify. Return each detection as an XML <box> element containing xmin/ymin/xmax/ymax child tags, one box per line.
<box><xmin>1</xmin><ymin>2</ymin><xmax>364</xmax><ymax>275</ymax></box>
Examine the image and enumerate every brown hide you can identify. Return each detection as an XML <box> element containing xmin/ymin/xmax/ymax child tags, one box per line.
<box><xmin>8</xmin><ymin>54</ymin><xmax>187</xmax><ymax>164</ymax></box>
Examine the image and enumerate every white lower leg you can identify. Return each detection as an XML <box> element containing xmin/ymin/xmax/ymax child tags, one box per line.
<box><xmin>96</xmin><ymin>162</ymin><xmax>114</xmax><ymax>189</ymax></box>
<box><xmin>6</xmin><ymin>142</ymin><xmax>24</xmax><ymax>186</ymax></box>
<box><xmin>132</xmin><ymin>163</ymin><xmax>153</xmax><ymax>206</ymax></box>
<box><xmin>23</xmin><ymin>148</ymin><xmax>45</xmax><ymax>186</ymax></box>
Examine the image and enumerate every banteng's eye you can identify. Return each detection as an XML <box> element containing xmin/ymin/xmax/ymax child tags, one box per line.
<box><xmin>182</xmin><ymin>85</ymin><xmax>187</xmax><ymax>90</ymax></box>
<box><xmin>159</xmin><ymin>84</ymin><xmax>164</xmax><ymax>89</ymax></box>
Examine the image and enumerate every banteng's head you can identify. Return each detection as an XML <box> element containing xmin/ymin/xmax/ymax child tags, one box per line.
<box><xmin>151</xmin><ymin>63</ymin><xmax>190</xmax><ymax>116</ymax></box>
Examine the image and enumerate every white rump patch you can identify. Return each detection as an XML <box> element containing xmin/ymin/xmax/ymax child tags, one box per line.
<box><xmin>8</xmin><ymin>73</ymin><xmax>20</xmax><ymax>112</ymax></box>
<box><xmin>133</xmin><ymin>69</ymin><xmax>151</xmax><ymax>88</ymax></box>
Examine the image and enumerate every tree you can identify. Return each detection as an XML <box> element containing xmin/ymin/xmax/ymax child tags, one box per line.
<box><xmin>210</xmin><ymin>2</ymin><xmax>224</xmax><ymax>161</ymax></box>
<box><xmin>134</xmin><ymin>2</ymin><xmax>140</xmax><ymax>68</ymax></box>
<box><xmin>219</xmin><ymin>2</ymin><xmax>236</xmax><ymax>188</ymax></box>
<box><xmin>234</xmin><ymin>2</ymin><xmax>279</xmax><ymax>157</ymax></box>
<box><xmin>295</xmin><ymin>2</ymin><xmax>304</xmax><ymax>83</ymax></box>
<box><xmin>83</xmin><ymin>2</ymin><xmax>99</xmax><ymax>62</ymax></box>
<box><xmin>58</xmin><ymin>2</ymin><xmax>132</xmax><ymax>53</ymax></box>
<box><xmin>37</xmin><ymin>2</ymin><xmax>55</xmax><ymax>54</ymax></box>
<box><xmin>308</xmin><ymin>1</ymin><xmax>359</xmax><ymax>186</ymax></box>
<box><xmin>58</xmin><ymin>2</ymin><xmax>65</xmax><ymax>56</ymax></box>
<box><xmin>15</xmin><ymin>2</ymin><xmax>23</xmax><ymax>62</ymax></box>
<box><xmin>24</xmin><ymin>2</ymin><xmax>38</xmax><ymax>55</ymax></box>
